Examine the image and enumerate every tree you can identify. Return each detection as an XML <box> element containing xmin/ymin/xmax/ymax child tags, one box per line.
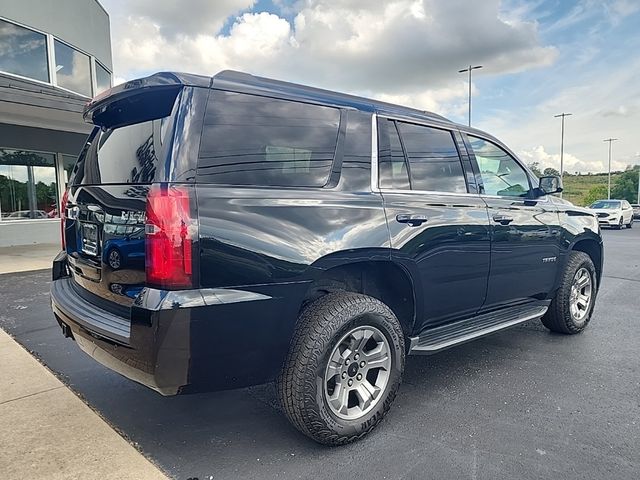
<box><xmin>543</xmin><ymin>167</ymin><xmax>560</xmax><ymax>177</ymax></box>
<box><xmin>582</xmin><ymin>185</ymin><xmax>608</xmax><ymax>206</ymax></box>
<box><xmin>528</xmin><ymin>162</ymin><xmax>542</xmax><ymax>177</ymax></box>
<box><xmin>611</xmin><ymin>166</ymin><xmax>640</xmax><ymax>203</ymax></box>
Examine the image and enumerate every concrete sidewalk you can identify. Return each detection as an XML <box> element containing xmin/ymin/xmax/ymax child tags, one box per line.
<box><xmin>0</xmin><ymin>243</ymin><xmax>61</xmax><ymax>274</ymax></box>
<box><xmin>0</xmin><ymin>329</ymin><xmax>168</xmax><ymax>480</ymax></box>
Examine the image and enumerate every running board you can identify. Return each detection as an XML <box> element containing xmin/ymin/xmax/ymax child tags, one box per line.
<box><xmin>408</xmin><ymin>303</ymin><xmax>549</xmax><ymax>355</ymax></box>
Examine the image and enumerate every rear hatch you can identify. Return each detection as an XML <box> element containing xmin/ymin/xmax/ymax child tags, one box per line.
<box><xmin>62</xmin><ymin>78</ymin><xmax>202</xmax><ymax>313</ymax></box>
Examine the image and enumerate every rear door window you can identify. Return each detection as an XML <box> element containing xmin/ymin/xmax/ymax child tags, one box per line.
<box><xmin>378</xmin><ymin>119</ymin><xmax>410</xmax><ymax>189</ymax></box>
<box><xmin>198</xmin><ymin>91</ymin><xmax>340</xmax><ymax>187</ymax></box>
<box><xmin>396</xmin><ymin>121</ymin><xmax>467</xmax><ymax>193</ymax></box>
<box><xmin>378</xmin><ymin>118</ymin><xmax>467</xmax><ymax>193</ymax></box>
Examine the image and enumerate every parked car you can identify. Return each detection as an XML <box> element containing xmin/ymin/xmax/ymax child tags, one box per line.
<box><xmin>51</xmin><ymin>71</ymin><xmax>603</xmax><ymax>445</ymax></box>
<box><xmin>588</xmin><ymin>199</ymin><xmax>634</xmax><ymax>229</ymax></box>
<box><xmin>631</xmin><ymin>204</ymin><xmax>640</xmax><ymax>220</ymax></box>
<box><xmin>5</xmin><ymin>209</ymin><xmax>49</xmax><ymax>219</ymax></box>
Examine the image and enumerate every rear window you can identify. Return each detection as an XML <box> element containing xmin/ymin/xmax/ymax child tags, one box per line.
<box><xmin>198</xmin><ymin>91</ymin><xmax>340</xmax><ymax>187</ymax></box>
<box><xmin>71</xmin><ymin>89</ymin><xmax>181</xmax><ymax>186</ymax></box>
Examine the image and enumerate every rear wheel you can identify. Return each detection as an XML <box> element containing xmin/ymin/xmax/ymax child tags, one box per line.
<box><xmin>542</xmin><ymin>251</ymin><xmax>597</xmax><ymax>334</ymax></box>
<box><xmin>277</xmin><ymin>292</ymin><xmax>405</xmax><ymax>445</ymax></box>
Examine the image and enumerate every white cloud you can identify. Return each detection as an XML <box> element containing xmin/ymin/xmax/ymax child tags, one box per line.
<box><xmin>98</xmin><ymin>0</ymin><xmax>640</xmax><ymax>174</ymax></box>
<box><xmin>102</xmin><ymin>0</ymin><xmax>556</xmax><ymax>106</ymax></box>
<box><xmin>517</xmin><ymin>145</ymin><xmax>628</xmax><ymax>175</ymax></box>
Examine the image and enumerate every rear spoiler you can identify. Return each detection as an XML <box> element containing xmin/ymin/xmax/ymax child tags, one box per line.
<box><xmin>83</xmin><ymin>72</ymin><xmax>211</xmax><ymax>128</ymax></box>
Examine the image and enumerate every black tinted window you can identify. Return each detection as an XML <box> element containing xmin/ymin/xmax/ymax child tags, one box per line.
<box><xmin>396</xmin><ymin>122</ymin><xmax>466</xmax><ymax>193</ymax></box>
<box><xmin>72</xmin><ymin>119</ymin><xmax>168</xmax><ymax>185</ymax></box>
<box><xmin>378</xmin><ymin>119</ymin><xmax>410</xmax><ymax>189</ymax></box>
<box><xmin>198</xmin><ymin>91</ymin><xmax>340</xmax><ymax>187</ymax></box>
<box><xmin>338</xmin><ymin>110</ymin><xmax>372</xmax><ymax>191</ymax></box>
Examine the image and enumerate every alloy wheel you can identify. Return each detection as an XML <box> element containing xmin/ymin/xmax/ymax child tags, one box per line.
<box><xmin>324</xmin><ymin>325</ymin><xmax>392</xmax><ymax>420</ymax></box>
<box><xmin>569</xmin><ymin>267</ymin><xmax>592</xmax><ymax>322</ymax></box>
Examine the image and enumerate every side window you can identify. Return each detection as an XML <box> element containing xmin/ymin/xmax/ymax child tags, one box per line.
<box><xmin>396</xmin><ymin>122</ymin><xmax>467</xmax><ymax>193</ymax></box>
<box><xmin>468</xmin><ymin>136</ymin><xmax>531</xmax><ymax>197</ymax></box>
<box><xmin>378</xmin><ymin>119</ymin><xmax>410</xmax><ymax>189</ymax></box>
<box><xmin>198</xmin><ymin>91</ymin><xmax>340</xmax><ymax>187</ymax></box>
<box><xmin>338</xmin><ymin>110</ymin><xmax>372</xmax><ymax>191</ymax></box>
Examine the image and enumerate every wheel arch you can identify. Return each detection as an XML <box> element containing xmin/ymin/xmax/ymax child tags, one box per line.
<box><xmin>570</xmin><ymin>238</ymin><xmax>603</xmax><ymax>285</ymax></box>
<box><xmin>302</xmin><ymin>258</ymin><xmax>418</xmax><ymax>337</ymax></box>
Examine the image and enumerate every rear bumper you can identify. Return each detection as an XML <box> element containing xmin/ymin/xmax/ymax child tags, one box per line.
<box><xmin>51</xmin><ymin>252</ymin><xmax>305</xmax><ymax>395</ymax></box>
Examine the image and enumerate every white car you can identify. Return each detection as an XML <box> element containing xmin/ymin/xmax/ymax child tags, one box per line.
<box><xmin>589</xmin><ymin>199</ymin><xmax>634</xmax><ymax>229</ymax></box>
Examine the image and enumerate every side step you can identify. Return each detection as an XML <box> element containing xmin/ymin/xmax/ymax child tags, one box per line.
<box><xmin>408</xmin><ymin>303</ymin><xmax>548</xmax><ymax>355</ymax></box>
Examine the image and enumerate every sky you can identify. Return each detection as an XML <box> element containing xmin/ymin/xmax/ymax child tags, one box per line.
<box><xmin>99</xmin><ymin>0</ymin><xmax>640</xmax><ymax>174</ymax></box>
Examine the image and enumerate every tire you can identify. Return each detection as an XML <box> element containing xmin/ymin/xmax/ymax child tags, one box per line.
<box><xmin>107</xmin><ymin>248</ymin><xmax>122</xmax><ymax>270</ymax></box>
<box><xmin>627</xmin><ymin>219</ymin><xmax>633</xmax><ymax>228</ymax></box>
<box><xmin>541</xmin><ymin>251</ymin><xmax>597</xmax><ymax>334</ymax></box>
<box><xmin>277</xmin><ymin>292</ymin><xmax>405</xmax><ymax>445</ymax></box>
<box><xmin>615</xmin><ymin>217</ymin><xmax>623</xmax><ymax>229</ymax></box>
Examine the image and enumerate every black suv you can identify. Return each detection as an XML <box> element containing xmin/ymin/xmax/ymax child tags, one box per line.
<box><xmin>51</xmin><ymin>71</ymin><xmax>603</xmax><ymax>445</ymax></box>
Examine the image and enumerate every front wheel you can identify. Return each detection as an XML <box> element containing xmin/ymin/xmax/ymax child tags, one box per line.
<box><xmin>542</xmin><ymin>251</ymin><xmax>597</xmax><ymax>334</ymax></box>
<box><xmin>277</xmin><ymin>292</ymin><xmax>405</xmax><ymax>445</ymax></box>
<box><xmin>627</xmin><ymin>218</ymin><xmax>633</xmax><ymax>228</ymax></box>
<box><xmin>616</xmin><ymin>217</ymin><xmax>624</xmax><ymax>229</ymax></box>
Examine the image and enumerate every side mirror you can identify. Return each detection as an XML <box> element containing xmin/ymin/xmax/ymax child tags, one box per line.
<box><xmin>538</xmin><ymin>175</ymin><xmax>563</xmax><ymax>195</ymax></box>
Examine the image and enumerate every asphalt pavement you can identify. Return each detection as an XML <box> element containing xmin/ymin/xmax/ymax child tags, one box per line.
<box><xmin>1</xmin><ymin>227</ymin><xmax>638</xmax><ymax>480</ymax></box>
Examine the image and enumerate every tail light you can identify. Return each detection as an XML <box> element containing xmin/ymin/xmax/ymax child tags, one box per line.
<box><xmin>145</xmin><ymin>184</ymin><xmax>195</xmax><ymax>289</ymax></box>
<box><xmin>60</xmin><ymin>189</ymin><xmax>69</xmax><ymax>249</ymax></box>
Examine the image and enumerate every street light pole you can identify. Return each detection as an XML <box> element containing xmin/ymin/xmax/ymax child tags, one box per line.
<box><xmin>458</xmin><ymin>65</ymin><xmax>483</xmax><ymax>127</ymax></box>
<box><xmin>554</xmin><ymin>113</ymin><xmax>572</xmax><ymax>198</ymax></box>
<box><xmin>636</xmin><ymin>153</ymin><xmax>640</xmax><ymax>205</ymax></box>
<box><xmin>603</xmin><ymin>138</ymin><xmax>618</xmax><ymax>199</ymax></box>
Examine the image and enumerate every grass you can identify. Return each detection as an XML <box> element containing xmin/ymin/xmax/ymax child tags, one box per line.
<box><xmin>561</xmin><ymin>172</ymin><xmax>622</xmax><ymax>206</ymax></box>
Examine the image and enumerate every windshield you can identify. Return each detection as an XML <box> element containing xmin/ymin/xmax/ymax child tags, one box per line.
<box><xmin>590</xmin><ymin>200</ymin><xmax>620</xmax><ymax>209</ymax></box>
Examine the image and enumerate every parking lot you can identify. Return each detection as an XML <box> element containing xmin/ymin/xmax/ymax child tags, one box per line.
<box><xmin>1</xmin><ymin>227</ymin><xmax>638</xmax><ymax>480</ymax></box>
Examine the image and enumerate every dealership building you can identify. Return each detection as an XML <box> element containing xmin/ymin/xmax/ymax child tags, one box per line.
<box><xmin>0</xmin><ymin>0</ymin><xmax>112</xmax><ymax>246</ymax></box>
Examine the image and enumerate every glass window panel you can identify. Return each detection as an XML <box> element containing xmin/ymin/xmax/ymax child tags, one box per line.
<box><xmin>468</xmin><ymin>136</ymin><xmax>531</xmax><ymax>197</ymax></box>
<box><xmin>0</xmin><ymin>149</ymin><xmax>58</xmax><ymax>220</ymax></box>
<box><xmin>396</xmin><ymin>122</ymin><xmax>467</xmax><ymax>193</ymax></box>
<box><xmin>378</xmin><ymin>119</ymin><xmax>410</xmax><ymax>190</ymax></box>
<box><xmin>95</xmin><ymin>61</ymin><xmax>111</xmax><ymax>94</ymax></box>
<box><xmin>198</xmin><ymin>91</ymin><xmax>339</xmax><ymax>187</ymax></box>
<box><xmin>54</xmin><ymin>39</ymin><xmax>92</xmax><ymax>96</ymax></box>
<box><xmin>0</xmin><ymin>19</ymin><xmax>49</xmax><ymax>82</ymax></box>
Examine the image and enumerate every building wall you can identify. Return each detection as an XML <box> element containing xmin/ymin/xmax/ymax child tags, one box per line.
<box><xmin>0</xmin><ymin>220</ymin><xmax>59</xmax><ymax>247</ymax></box>
<box><xmin>0</xmin><ymin>0</ymin><xmax>111</xmax><ymax>248</ymax></box>
<box><xmin>2</xmin><ymin>0</ymin><xmax>112</xmax><ymax>70</ymax></box>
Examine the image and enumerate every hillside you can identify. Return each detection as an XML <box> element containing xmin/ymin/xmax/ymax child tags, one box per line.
<box><xmin>561</xmin><ymin>172</ymin><xmax>623</xmax><ymax>206</ymax></box>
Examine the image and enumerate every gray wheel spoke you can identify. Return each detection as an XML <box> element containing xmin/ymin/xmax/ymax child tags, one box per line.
<box><xmin>329</xmin><ymin>382</ymin><xmax>350</xmax><ymax>414</ymax></box>
<box><xmin>326</xmin><ymin>360</ymin><xmax>341</xmax><ymax>379</ymax></box>
<box><xmin>354</xmin><ymin>384</ymin><xmax>374</xmax><ymax>410</ymax></box>
<box><xmin>355</xmin><ymin>329</ymin><xmax>374</xmax><ymax>352</ymax></box>
<box><xmin>362</xmin><ymin>345</ymin><xmax>389</xmax><ymax>370</ymax></box>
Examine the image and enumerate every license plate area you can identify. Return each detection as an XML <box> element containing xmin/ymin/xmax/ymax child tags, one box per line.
<box><xmin>80</xmin><ymin>222</ymin><xmax>99</xmax><ymax>256</ymax></box>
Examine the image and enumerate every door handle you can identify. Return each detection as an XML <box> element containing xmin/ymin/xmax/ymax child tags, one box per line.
<box><xmin>396</xmin><ymin>213</ymin><xmax>428</xmax><ymax>227</ymax></box>
<box><xmin>492</xmin><ymin>213</ymin><xmax>514</xmax><ymax>225</ymax></box>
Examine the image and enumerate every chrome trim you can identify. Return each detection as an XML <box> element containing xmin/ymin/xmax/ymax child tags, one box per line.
<box><xmin>135</xmin><ymin>287</ymin><xmax>272</xmax><ymax>311</ymax></box>
<box><xmin>379</xmin><ymin>187</ymin><xmax>477</xmax><ymax>198</ymax></box>
<box><xmin>371</xmin><ymin>113</ymin><xmax>380</xmax><ymax>192</ymax></box>
<box><xmin>409</xmin><ymin>307</ymin><xmax>547</xmax><ymax>354</ymax></box>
